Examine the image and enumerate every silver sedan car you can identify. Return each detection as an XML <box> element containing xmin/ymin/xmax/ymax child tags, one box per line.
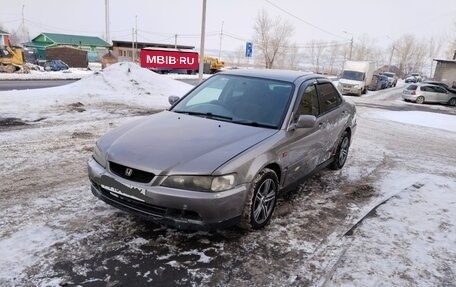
<box><xmin>402</xmin><ymin>83</ymin><xmax>456</xmax><ymax>106</ymax></box>
<box><xmin>88</xmin><ymin>69</ymin><xmax>357</xmax><ymax>230</ymax></box>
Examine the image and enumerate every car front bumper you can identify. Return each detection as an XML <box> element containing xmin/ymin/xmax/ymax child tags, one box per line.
<box><xmin>87</xmin><ymin>157</ymin><xmax>248</xmax><ymax>230</ymax></box>
<box><xmin>338</xmin><ymin>85</ymin><xmax>363</xmax><ymax>95</ymax></box>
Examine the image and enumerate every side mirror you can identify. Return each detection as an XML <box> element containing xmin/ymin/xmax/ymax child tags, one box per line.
<box><xmin>296</xmin><ymin>115</ymin><xmax>317</xmax><ymax>129</ymax></box>
<box><xmin>168</xmin><ymin>95</ymin><xmax>180</xmax><ymax>106</ymax></box>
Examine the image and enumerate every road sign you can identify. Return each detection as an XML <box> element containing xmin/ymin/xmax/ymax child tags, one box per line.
<box><xmin>245</xmin><ymin>42</ymin><xmax>253</xmax><ymax>58</ymax></box>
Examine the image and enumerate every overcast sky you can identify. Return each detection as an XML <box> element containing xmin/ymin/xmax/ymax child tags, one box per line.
<box><xmin>1</xmin><ymin>0</ymin><xmax>455</xmax><ymax>54</ymax></box>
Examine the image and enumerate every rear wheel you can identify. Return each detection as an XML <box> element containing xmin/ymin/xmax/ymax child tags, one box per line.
<box><xmin>449</xmin><ymin>98</ymin><xmax>456</xmax><ymax>106</ymax></box>
<box><xmin>416</xmin><ymin>96</ymin><xmax>425</xmax><ymax>104</ymax></box>
<box><xmin>240</xmin><ymin>168</ymin><xmax>278</xmax><ymax>230</ymax></box>
<box><xmin>330</xmin><ymin>131</ymin><xmax>350</xmax><ymax>170</ymax></box>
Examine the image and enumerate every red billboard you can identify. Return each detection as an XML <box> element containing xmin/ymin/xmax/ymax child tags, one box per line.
<box><xmin>140</xmin><ymin>49</ymin><xmax>199</xmax><ymax>70</ymax></box>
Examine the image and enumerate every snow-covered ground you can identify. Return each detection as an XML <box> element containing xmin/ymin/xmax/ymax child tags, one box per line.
<box><xmin>0</xmin><ymin>67</ymin><xmax>95</xmax><ymax>80</ymax></box>
<box><xmin>0</xmin><ymin>63</ymin><xmax>455</xmax><ymax>286</ymax></box>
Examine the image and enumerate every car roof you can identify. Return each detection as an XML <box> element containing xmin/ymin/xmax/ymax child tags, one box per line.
<box><xmin>217</xmin><ymin>68</ymin><xmax>324</xmax><ymax>83</ymax></box>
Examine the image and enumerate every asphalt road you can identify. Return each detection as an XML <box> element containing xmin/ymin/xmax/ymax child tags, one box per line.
<box><xmin>0</xmin><ymin>80</ymin><xmax>78</xmax><ymax>91</ymax></box>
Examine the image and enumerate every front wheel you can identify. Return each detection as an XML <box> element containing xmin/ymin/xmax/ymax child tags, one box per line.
<box><xmin>416</xmin><ymin>96</ymin><xmax>425</xmax><ymax>104</ymax></box>
<box><xmin>330</xmin><ymin>131</ymin><xmax>351</xmax><ymax>170</ymax></box>
<box><xmin>240</xmin><ymin>168</ymin><xmax>278</xmax><ymax>230</ymax></box>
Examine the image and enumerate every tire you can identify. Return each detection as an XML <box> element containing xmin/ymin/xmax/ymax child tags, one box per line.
<box><xmin>240</xmin><ymin>168</ymin><xmax>278</xmax><ymax>230</ymax></box>
<box><xmin>330</xmin><ymin>131</ymin><xmax>351</xmax><ymax>170</ymax></box>
<box><xmin>362</xmin><ymin>87</ymin><xmax>367</xmax><ymax>95</ymax></box>
<box><xmin>416</xmin><ymin>96</ymin><xmax>425</xmax><ymax>104</ymax></box>
<box><xmin>448</xmin><ymin>98</ymin><xmax>456</xmax><ymax>106</ymax></box>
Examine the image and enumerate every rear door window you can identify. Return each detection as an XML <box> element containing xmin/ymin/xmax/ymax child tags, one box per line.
<box><xmin>316</xmin><ymin>83</ymin><xmax>342</xmax><ymax>114</ymax></box>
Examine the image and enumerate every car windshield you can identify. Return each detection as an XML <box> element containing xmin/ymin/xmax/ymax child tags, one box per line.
<box><xmin>341</xmin><ymin>70</ymin><xmax>364</xmax><ymax>81</ymax></box>
<box><xmin>171</xmin><ymin>74</ymin><xmax>294</xmax><ymax>129</ymax></box>
<box><xmin>383</xmin><ymin>73</ymin><xmax>393</xmax><ymax>78</ymax></box>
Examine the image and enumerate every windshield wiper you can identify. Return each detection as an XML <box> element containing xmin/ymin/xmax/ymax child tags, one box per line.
<box><xmin>174</xmin><ymin>110</ymin><xmax>233</xmax><ymax>120</ymax></box>
<box><xmin>231</xmin><ymin>119</ymin><xmax>276</xmax><ymax>129</ymax></box>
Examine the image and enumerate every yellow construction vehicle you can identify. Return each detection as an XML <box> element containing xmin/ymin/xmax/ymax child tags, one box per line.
<box><xmin>203</xmin><ymin>56</ymin><xmax>224</xmax><ymax>73</ymax></box>
<box><xmin>0</xmin><ymin>45</ymin><xmax>27</xmax><ymax>73</ymax></box>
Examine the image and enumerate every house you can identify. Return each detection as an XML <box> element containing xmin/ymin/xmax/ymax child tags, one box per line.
<box><xmin>0</xmin><ymin>30</ymin><xmax>11</xmax><ymax>46</ymax></box>
<box><xmin>111</xmin><ymin>40</ymin><xmax>194</xmax><ymax>63</ymax></box>
<box><xmin>23</xmin><ymin>33</ymin><xmax>111</xmax><ymax>61</ymax></box>
<box><xmin>433</xmin><ymin>56</ymin><xmax>456</xmax><ymax>88</ymax></box>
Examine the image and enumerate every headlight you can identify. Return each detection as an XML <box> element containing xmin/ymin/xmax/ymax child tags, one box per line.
<box><xmin>353</xmin><ymin>85</ymin><xmax>360</xmax><ymax>89</ymax></box>
<box><xmin>92</xmin><ymin>144</ymin><xmax>107</xmax><ymax>167</ymax></box>
<box><xmin>162</xmin><ymin>174</ymin><xmax>236</xmax><ymax>192</ymax></box>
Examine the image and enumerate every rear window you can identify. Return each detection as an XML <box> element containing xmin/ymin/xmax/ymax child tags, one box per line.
<box><xmin>406</xmin><ymin>85</ymin><xmax>417</xmax><ymax>91</ymax></box>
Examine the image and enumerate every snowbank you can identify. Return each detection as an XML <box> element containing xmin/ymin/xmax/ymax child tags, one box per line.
<box><xmin>0</xmin><ymin>62</ymin><xmax>193</xmax><ymax>121</ymax></box>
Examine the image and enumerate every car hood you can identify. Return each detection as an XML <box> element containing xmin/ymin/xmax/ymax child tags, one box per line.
<box><xmin>99</xmin><ymin>111</ymin><xmax>277</xmax><ymax>175</ymax></box>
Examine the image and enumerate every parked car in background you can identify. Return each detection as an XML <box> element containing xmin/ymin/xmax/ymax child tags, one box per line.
<box><xmin>36</xmin><ymin>59</ymin><xmax>69</xmax><ymax>71</ymax></box>
<box><xmin>405</xmin><ymin>75</ymin><xmax>419</xmax><ymax>83</ymax></box>
<box><xmin>402</xmin><ymin>83</ymin><xmax>456</xmax><ymax>106</ymax></box>
<box><xmin>422</xmin><ymin>80</ymin><xmax>456</xmax><ymax>95</ymax></box>
<box><xmin>368</xmin><ymin>74</ymin><xmax>389</xmax><ymax>91</ymax></box>
<box><xmin>382</xmin><ymin>72</ymin><xmax>398</xmax><ymax>87</ymax></box>
<box><xmin>88</xmin><ymin>69</ymin><xmax>357</xmax><ymax>230</ymax></box>
<box><xmin>411</xmin><ymin>73</ymin><xmax>422</xmax><ymax>82</ymax></box>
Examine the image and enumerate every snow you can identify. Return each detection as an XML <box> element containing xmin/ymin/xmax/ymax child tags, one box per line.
<box><xmin>0</xmin><ymin>62</ymin><xmax>193</xmax><ymax>121</ymax></box>
<box><xmin>0</xmin><ymin>68</ymin><xmax>94</xmax><ymax>80</ymax></box>
<box><xmin>0</xmin><ymin>225</ymin><xmax>65</xmax><ymax>282</ymax></box>
<box><xmin>0</xmin><ymin>66</ymin><xmax>455</xmax><ymax>286</ymax></box>
<box><xmin>368</xmin><ymin>110</ymin><xmax>456</xmax><ymax>132</ymax></box>
<box><xmin>329</xmin><ymin>174</ymin><xmax>456</xmax><ymax>286</ymax></box>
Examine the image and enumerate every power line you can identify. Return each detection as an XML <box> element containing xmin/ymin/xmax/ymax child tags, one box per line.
<box><xmin>263</xmin><ymin>0</ymin><xmax>347</xmax><ymax>40</ymax></box>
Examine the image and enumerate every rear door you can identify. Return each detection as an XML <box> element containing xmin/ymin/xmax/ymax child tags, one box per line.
<box><xmin>315</xmin><ymin>81</ymin><xmax>346</xmax><ymax>162</ymax></box>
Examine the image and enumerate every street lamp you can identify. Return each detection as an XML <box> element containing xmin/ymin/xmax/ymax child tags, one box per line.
<box><xmin>343</xmin><ymin>31</ymin><xmax>353</xmax><ymax>61</ymax></box>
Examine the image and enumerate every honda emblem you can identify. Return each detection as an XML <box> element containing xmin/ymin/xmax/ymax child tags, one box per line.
<box><xmin>125</xmin><ymin>168</ymin><xmax>133</xmax><ymax>177</ymax></box>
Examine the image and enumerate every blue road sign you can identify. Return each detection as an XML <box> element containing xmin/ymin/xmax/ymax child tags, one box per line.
<box><xmin>246</xmin><ymin>42</ymin><xmax>253</xmax><ymax>57</ymax></box>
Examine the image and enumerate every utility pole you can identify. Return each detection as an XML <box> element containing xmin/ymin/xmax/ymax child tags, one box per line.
<box><xmin>218</xmin><ymin>21</ymin><xmax>224</xmax><ymax>59</ymax></box>
<box><xmin>174</xmin><ymin>34</ymin><xmax>177</xmax><ymax>49</ymax></box>
<box><xmin>132</xmin><ymin>28</ymin><xmax>135</xmax><ymax>62</ymax></box>
<box><xmin>105</xmin><ymin>0</ymin><xmax>110</xmax><ymax>43</ymax></box>
<box><xmin>388</xmin><ymin>45</ymin><xmax>395</xmax><ymax>72</ymax></box>
<box><xmin>343</xmin><ymin>31</ymin><xmax>353</xmax><ymax>61</ymax></box>
<box><xmin>133</xmin><ymin>16</ymin><xmax>138</xmax><ymax>63</ymax></box>
<box><xmin>349</xmin><ymin>35</ymin><xmax>353</xmax><ymax>60</ymax></box>
<box><xmin>198</xmin><ymin>0</ymin><xmax>207</xmax><ymax>83</ymax></box>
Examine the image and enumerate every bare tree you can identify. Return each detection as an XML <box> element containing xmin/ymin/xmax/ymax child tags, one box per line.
<box><xmin>225</xmin><ymin>46</ymin><xmax>248</xmax><ymax>67</ymax></box>
<box><xmin>327</xmin><ymin>41</ymin><xmax>340</xmax><ymax>75</ymax></box>
<box><xmin>393</xmin><ymin>34</ymin><xmax>429</xmax><ymax>77</ymax></box>
<box><xmin>394</xmin><ymin>34</ymin><xmax>418</xmax><ymax>77</ymax></box>
<box><xmin>352</xmin><ymin>34</ymin><xmax>377</xmax><ymax>61</ymax></box>
<box><xmin>275</xmin><ymin>42</ymin><xmax>299</xmax><ymax>70</ymax></box>
<box><xmin>253</xmin><ymin>9</ymin><xmax>294</xmax><ymax>69</ymax></box>
<box><xmin>306</xmin><ymin>40</ymin><xmax>327</xmax><ymax>73</ymax></box>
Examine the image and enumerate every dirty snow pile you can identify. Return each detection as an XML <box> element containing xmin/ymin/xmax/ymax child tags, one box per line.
<box><xmin>0</xmin><ymin>62</ymin><xmax>192</xmax><ymax>121</ymax></box>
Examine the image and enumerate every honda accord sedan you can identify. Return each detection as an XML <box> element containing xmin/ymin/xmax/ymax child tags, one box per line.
<box><xmin>88</xmin><ymin>69</ymin><xmax>357</xmax><ymax>230</ymax></box>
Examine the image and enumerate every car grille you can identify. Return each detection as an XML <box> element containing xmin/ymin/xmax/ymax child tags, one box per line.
<box><xmin>109</xmin><ymin>161</ymin><xmax>155</xmax><ymax>183</ymax></box>
<box><xmin>92</xmin><ymin>180</ymin><xmax>201</xmax><ymax>221</ymax></box>
<box><xmin>341</xmin><ymin>84</ymin><xmax>354</xmax><ymax>89</ymax></box>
